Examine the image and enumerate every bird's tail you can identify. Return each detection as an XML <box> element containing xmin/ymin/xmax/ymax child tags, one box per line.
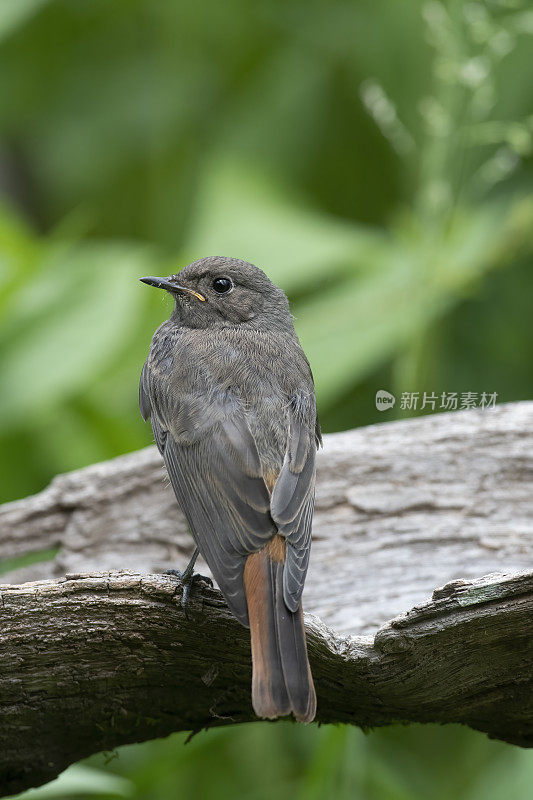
<box><xmin>243</xmin><ymin>535</ymin><xmax>316</xmax><ymax>723</ymax></box>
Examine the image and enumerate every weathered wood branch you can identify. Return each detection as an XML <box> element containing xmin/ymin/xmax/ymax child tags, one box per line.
<box><xmin>0</xmin><ymin>403</ymin><xmax>532</xmax><ymax>795</ymax></box>
<box><xmin>0</xmin><ymin>569</ymin><xmax>532</xmax><ymax>796</ymax></box>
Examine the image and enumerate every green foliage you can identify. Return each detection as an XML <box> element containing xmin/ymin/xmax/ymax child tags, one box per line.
<box><xmin>1</xmin><ymin>0</ymin><xmax>532</xmax><ymax>797</ymax></box>
<box><xmin>7</xmin><ymin>724</ymin><xmax>532</xmax><ymax>800</ymax></box>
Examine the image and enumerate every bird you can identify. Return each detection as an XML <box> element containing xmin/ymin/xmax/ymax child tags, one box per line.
<box><xmin>139</xmin><ymin>256</ymin><xmax>321</xmax><ymax>723</ymax></box>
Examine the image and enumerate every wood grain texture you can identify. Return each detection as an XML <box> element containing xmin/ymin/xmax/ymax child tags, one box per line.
<box><xmin>0</xmin><ymin>402</ymin><xmax>532</xmax><ymax>795</ymax></box>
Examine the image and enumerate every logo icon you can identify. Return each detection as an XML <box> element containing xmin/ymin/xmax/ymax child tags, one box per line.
<box><xmin>375</xmin><ymin>390</ymin><xmax>396</xmax><ymax>411</ymax></box>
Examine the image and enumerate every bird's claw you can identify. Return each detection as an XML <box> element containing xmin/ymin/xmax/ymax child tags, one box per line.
<box><xmin>164</xmin><ymin>568</ymin><xmax>213</xmax><ymax>615</ymax></box>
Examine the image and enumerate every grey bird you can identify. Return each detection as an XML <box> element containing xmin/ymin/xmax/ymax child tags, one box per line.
<box><xmin>139</xmin><ymin>256</ymin><xmax>321</xmax><ymax>722</ymax></box>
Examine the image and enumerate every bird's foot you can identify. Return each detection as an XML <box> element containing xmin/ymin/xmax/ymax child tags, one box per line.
<box><xmin>164</xmin><ymin>556</ymin><xmax>213</xmax><ymax>615</ymax></box>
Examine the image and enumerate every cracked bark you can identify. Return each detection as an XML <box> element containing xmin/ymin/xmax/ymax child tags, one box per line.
<box><xmin>0</xmin><ymin>403</ymin><xmax>532</xmax><ymax>795</ymax></box>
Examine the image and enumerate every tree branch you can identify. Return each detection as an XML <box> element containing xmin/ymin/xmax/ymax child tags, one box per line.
<box><xmin>1</xmin><ymin>569</ymin><xmax>531</xmax><ymax>796</ymax></box>
<box><xmin>1</xmin><ymin>403</ymin><xmax>532</xmax><ymax>795</ymax></box>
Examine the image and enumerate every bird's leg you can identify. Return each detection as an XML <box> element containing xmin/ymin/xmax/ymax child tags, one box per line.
<box><xmin>164</xmin><ymin>547</ymin><xmax>213</xmax><ymax>612</ymax></box>
<box><xmin>170</xmin><ymin>547</ymin><xmax>200</xmax><ymax>583</ymax></box>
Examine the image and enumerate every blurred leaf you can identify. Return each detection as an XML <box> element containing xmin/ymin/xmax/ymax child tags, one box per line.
<box><xmin>6</xmin><ymin>765</ymin><xmax>134</xmax><ymax>800</ymax></box>
<box><xmin>184</xmin><ymin>157</ymin><xmax>383</xmax><ymax>292</ymax></box>
<box><xmin>0</xmin><ymin>238</ymin><xmax>157</xmax><ymax>429</ymax></box>
<box><xmin>0</xmin><ymin>0</ymin><xmax>50</xmax><ymax>42</ymax></box>
<box><xmin>467</xmin><ymin>744</ymin><xmax>533</xmax><ymax>800</ymax></box>
<box><xmin>0</xmin><ymin>202</ymin><xmax>40</xmax><ymax>292</ymax></box>
<box><xmin>297</xmin><ymin>199</ymin><xmax>533</xmax><ymax>406</ymax></box>
<box><xmin>0</xmin><ymin>546</ymin><xmax>59</xmax><ymax>576</ymax></box>
<box><xmin>295</xmin><ymin>248</ymin><xmax>450</xmax><ymax>406</ymax></box>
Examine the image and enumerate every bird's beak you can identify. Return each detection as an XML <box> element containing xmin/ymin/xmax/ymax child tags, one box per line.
<box><xmin>140</xmin><ymin>276</ymin><xmax>206</xmax><ymax>302</ymax></box>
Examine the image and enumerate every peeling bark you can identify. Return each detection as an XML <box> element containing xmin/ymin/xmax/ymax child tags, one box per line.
<box><xmin>2</xmin><ymin>402</ymin><xmax>532</xmax><ymax>635</ymax></box>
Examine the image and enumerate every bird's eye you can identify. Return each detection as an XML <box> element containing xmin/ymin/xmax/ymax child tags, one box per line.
<box><xmin>212</xmin><ymin>277</ymin><xmax>233</xmax><ymax>294</ymax></box>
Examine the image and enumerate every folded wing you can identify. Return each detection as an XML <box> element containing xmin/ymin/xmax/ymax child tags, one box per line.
<box><xmin>140</xmin><ymin>363</ymin><xmax>276</xmax><ymax>625</ymax></box>
<box><xmin>270</xmin><ymin>404</ymin><xmax>316</xmax><ymax>612</ymax></box>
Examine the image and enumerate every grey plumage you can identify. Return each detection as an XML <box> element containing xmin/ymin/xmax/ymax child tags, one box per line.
<box><xmin>140</xmin><ymin>256</ymin><xmax>320</xmax><ymax>720</ymax></box>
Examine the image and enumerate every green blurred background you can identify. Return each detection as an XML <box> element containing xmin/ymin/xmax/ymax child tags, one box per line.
<box><xmin>1</xmin><ymin>0</ymin><xmax>532</xmax><ymax>798</ymax></box>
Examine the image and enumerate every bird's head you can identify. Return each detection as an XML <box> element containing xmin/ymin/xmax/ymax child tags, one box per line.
<box><xmin>141</xmin><ymin>256</ymin><xmax>292</xmax><ymax>331</ymax></box>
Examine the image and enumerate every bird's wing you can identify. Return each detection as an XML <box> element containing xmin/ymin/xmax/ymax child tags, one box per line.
<box><xmin>270</xmin><ymin>400</ymin><xmax>316</xmax><ymax>612</ymax></box>
<box><xmin>139</xmin><ymin>362</ymin><xmax>276</xmax><ymax>625</ymax></box>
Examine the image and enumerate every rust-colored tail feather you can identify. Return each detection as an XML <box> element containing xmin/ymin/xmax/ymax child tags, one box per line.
<box><xmin>244</xmin><ymin>536</ymin><xmax>316</xmax><ymax>723</ymax></box>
